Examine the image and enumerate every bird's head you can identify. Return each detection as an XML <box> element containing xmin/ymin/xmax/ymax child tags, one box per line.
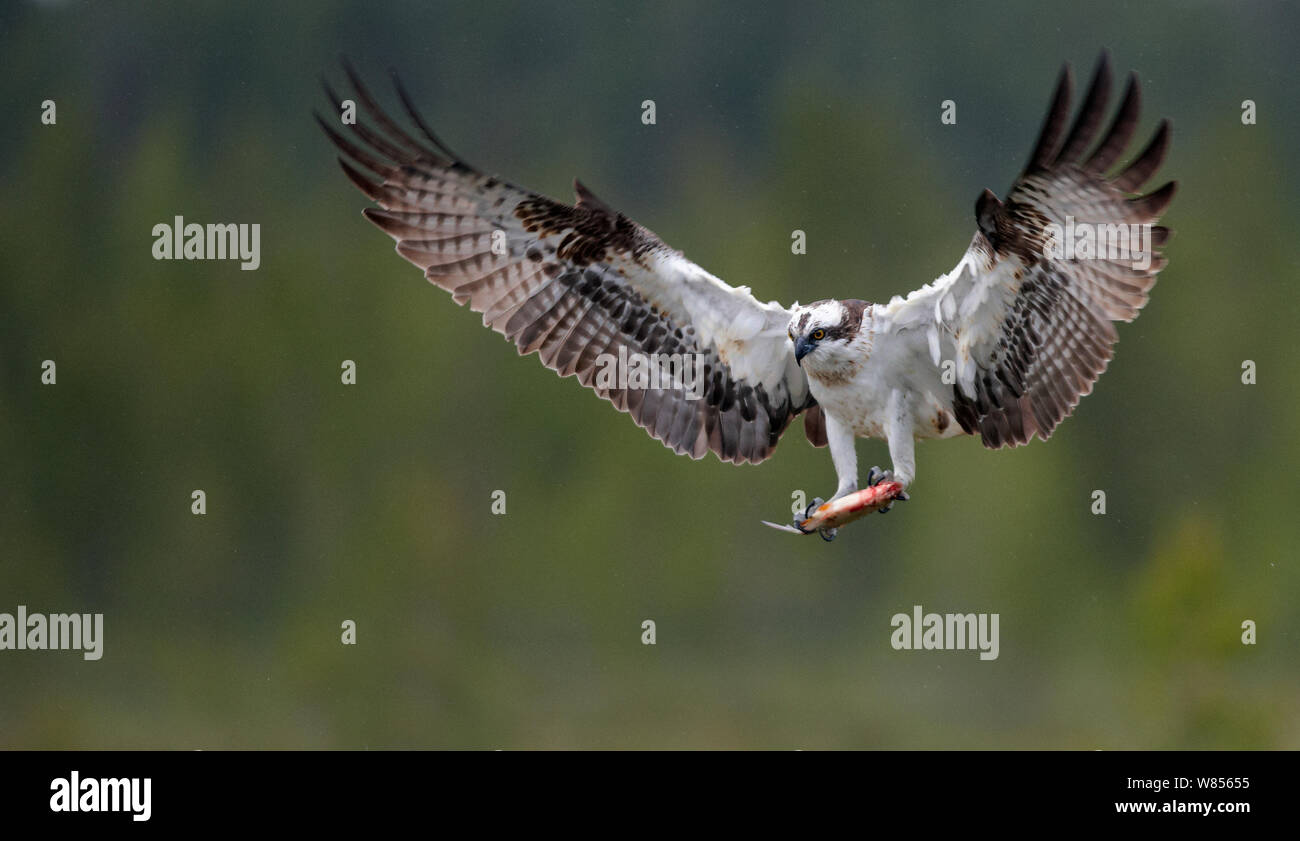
<box><xmin>788</xmin><ymin>299</ymin><xmax>871</xmax><ymax>369</ymax></box>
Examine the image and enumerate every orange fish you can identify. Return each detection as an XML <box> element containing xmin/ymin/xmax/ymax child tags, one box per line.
<box><xmin>762</xmin><ymin>481</ymin><xmax>906</xmax><ymax>540</ymax></box>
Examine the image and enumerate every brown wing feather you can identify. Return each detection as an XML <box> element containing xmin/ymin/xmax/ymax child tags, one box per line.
<box><xmin>953</xmin><ymin>51</ymin><xmax>1176</xmax><ymax>448</ymax></box>
<box><xmin>319</xmin><ymin>67</ymin><xmax>815</xmax><ymax>464</ymax></box>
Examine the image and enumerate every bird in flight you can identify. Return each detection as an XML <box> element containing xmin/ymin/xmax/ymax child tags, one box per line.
<box><xmin>319</xmin><ymin>52</ymin><xmax>1174</xmax><ymax>539</ymax></box>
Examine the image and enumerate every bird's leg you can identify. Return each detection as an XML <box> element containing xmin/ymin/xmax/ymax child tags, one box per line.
<box><xmin>825</xmin><ymin>413</ymin><xmax>859</xmax><ymax>503</ymax></box>
<box><xmin>789</xmin><ymin>413</ymin><xmax>859</xmax><ymax>539</ymax></box>
<box><xmin>869</xmin><ymin>389</ymin><xmax>916</xmax><ymax>513</ymax></box>
<box><xmin>783</xmin><ymin>406</ymin><xmax>912</xmax><ymax>536</ymax></box>
<box><xmin>884</xmin><ymin>388</ymin><xmax>916</xmax><ymax>489</ymax></box>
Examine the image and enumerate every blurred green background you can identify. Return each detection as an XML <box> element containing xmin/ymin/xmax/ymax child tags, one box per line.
<box><xmin>1</xmin><ymin>0</ymin><xmax>1297</xmax><ymax>748</ymax></box>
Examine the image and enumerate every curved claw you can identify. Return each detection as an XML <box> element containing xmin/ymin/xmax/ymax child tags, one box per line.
<box><xmin>790</xmin><ymin>498</ymin><xmax>824</xmax><ymax>534</ymax></box>
<box><xmin>808</xmin><ymin>497</ymin><xmax>839</xmax><ymax>539</ymax></box>
<box><xmin>866</xmin><ymin>466</ymin><xmax>895</xmax><ymax>488</ymax></box>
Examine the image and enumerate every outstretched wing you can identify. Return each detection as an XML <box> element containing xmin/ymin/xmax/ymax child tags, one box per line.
<box><xmin>318</xmin><ymin>65</ymin><xmax>815</xmax><ymax>464</ymax></box>
<box><xmin>880</xmin><ymin>52</ymin><xmax>1175</xmax><ymax>448</ymax></box>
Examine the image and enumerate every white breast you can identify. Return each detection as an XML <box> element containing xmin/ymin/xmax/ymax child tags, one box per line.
<box><xmin>806</xmin><ymin>311</ymin><xmax>965</xmax><ymax>441</ymax></box>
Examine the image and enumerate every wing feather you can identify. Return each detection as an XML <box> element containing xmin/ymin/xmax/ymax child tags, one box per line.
<box><xmin>881</xmin><ymin>51</ymin><xmax>1175</xmax><ymax>448</ymax></box>
<box><xmin>320</xmin><ymin>69</ymin><xmax>818</xmax><ymax>462</ymax></box>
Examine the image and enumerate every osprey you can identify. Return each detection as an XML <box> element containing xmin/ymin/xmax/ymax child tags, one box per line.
<box><xmin>319</xmin><ymin>53</ymin><xmax>1174</xmax><ymax>539</ymax></box>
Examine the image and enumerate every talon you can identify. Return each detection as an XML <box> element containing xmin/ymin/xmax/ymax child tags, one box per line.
<box><xmin>896</xmin><ymin>490</ymin><xmax>909</xmax><ymax>501</ymax></box>
<box><xmin>792</xmin><ymin>498</ymin><xmax>824</xmax><ymax>534</ymax></box>
<box><xmin>819</xmin><ymin>527</ymin><xmax>837</xmax><ymax>542</ymax></box>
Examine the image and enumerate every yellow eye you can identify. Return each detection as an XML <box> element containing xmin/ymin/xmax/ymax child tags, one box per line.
<box><xmin>812</xmin><ymin>329</ymin><xmax>826</xmax><ymax>340</ymax></box>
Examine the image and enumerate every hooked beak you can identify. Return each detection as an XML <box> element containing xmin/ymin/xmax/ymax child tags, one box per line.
<box><xmin>794</xmin><ymin>335</ymin><xmax>816</xmax><ymax>364</ymax></box>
